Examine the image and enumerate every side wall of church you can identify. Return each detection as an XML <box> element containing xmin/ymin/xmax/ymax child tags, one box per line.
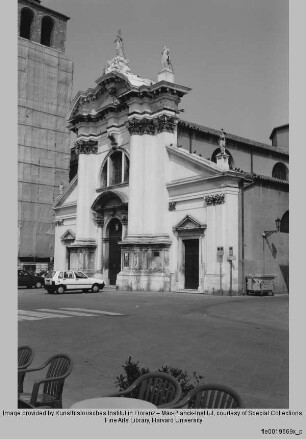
<box><xmin>243</xmin><ymin>183</ymin><xmax>289</xmax><ymax>293</ymax></box>
<box><xmin>178</xmin><ymin>127</ymin><xmax>289</xmax><ymax>179</ymax></box>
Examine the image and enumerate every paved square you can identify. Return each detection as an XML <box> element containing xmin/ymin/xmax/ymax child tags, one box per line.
<box><xmin>18</xmin><ymin>288</ymin><xmax>288</xmax><ymax>408</ymax></box>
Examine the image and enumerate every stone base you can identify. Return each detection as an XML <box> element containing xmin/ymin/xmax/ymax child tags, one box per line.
<box><xmin>203</xmin><ymin>274</ymin><xmax>239</xmax><ymax>295</ymax></box>
<box><xmin>116</xmin><ymin>270</ymin><xmax>171</xmax><ymax>292</ymax></box>
<box><xmin>158</xmin><ymin>70</ymin><xmax>174</xmax><ymax>83</ymax></box>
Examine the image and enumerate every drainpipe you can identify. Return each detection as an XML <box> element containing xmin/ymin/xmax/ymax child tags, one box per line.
<box><xmin>189</xmin><ymin>129</ymin><xmax>193</xmax><ymax>153</ymax></box>
<box><xmin>239</xmin><ymin>179</ymin><xmax>245</xmax><ymax>295</ymax></box>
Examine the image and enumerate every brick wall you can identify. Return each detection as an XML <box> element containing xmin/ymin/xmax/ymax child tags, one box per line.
<box><xmin>18</xmin><ymin>0</ymin><xmax>68</xmax><ymax>52</ymax></box>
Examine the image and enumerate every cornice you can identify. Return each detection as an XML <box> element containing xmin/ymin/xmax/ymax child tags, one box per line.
<box><xmin>68</xmin><ymin>73</ymin><xmax>189</xmax><ymax>129</ymax></box>
<box><xmin>167</xmin><ymin>173</ymin><xmax>243</xmax><ymax>190</ymax></box>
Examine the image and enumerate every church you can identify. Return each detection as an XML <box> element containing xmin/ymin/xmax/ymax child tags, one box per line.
<box><xmin>53</xmin><ymin>33</ymin><xmax>289</xmax><ymax>295</ymax></box>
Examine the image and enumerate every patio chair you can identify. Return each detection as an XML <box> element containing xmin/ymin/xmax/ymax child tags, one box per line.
<box><xmin>18</xmin><ymin>354</ymin><xmax>73</xmax><ymax>408</ymax></box>
<box><xmin>18</xmin><ymin>398</ymin><xmax>35</xmax><ymax>409</ymax></box>
<box><xmin>167</xmin><ymin>383</ymin><xmax>244</xmax><ymax>408</ymax></box>
<box><xmin>104</xmin><ymin>372</ymin><xmax>182</xmax><ymax>408</ymax></box>
<box><xmin>18</xmin><ymin>346</ymin><xmax>34</xmax><ymax>393</ymax></box>
<box><xmin>18</xmin><ymin>398</ymin><xmax>50</xmax><ymax>409</ymax></box>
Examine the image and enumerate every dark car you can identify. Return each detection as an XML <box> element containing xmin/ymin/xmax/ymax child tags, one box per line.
<box><xmin>18</xmin><ymin>270</ymin><xmax>45</xmax><ymax>289</ymax></box>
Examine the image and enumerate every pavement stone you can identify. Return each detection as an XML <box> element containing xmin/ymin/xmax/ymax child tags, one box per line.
<box><xmin>18</xmin><ymin>289</ymin><xmax>289</xmax><ymax>408</ymax></box>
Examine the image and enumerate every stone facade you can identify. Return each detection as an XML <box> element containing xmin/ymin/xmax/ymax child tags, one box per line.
<box><xmin>53</xmin><ymin>37</ymin><xmax>289</xmax><ymax>295</ymax></box>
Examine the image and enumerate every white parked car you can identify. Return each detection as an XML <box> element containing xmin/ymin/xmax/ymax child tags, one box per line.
<box><xmin>44</xmin><ymin>270</ymin><xmax>105</xmax><ymax>294</ymax></box>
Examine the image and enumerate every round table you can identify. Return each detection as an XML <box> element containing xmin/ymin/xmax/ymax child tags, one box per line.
<box><xmin>70</xmin><ymin>397</ymin><xmax>157</xmax><ymax>409</ymax></box>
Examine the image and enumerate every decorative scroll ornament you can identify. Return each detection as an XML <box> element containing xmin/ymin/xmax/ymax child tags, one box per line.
<box><xmin>156</xmin><ymin>114</ymin><xmax>176</xmax><ymax>133</ymax></box>
<box><xmin>93</xmin><ymin>212</ymin><xmax>104</xmax><ymax>228</ymax></box>
<box><xmin>204</xmin><ymin>193</ymin><xmax>225</xmax><ymax>206</ymax></box>
<box><xmin>53</xmin><ymin>218</ymin><xmax>64</xmax><ymax>226</ymax></box>
<box><xmin>168</xmin><ymin>201</ymin><xmax>176</xmax><ymax>211</ymax></box>
<box><xmin>74</xmin><ymin>139</ymin><xmax>98</xmax><ymax>155</ymax></box>
<box><xmin>122</xmin><ymin>216</ymin><xmax>128</xmax><ymax>225</ymax></box>
<box><xmin>126</xmin><ymin>115</ymin><xmax>176</xmax><ymax>136</ymax></box>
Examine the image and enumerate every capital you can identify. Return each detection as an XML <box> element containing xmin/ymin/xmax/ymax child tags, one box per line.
<box><xmin>75</xmin><ymin>139</ymin><xmax>98</xmax><ymax>155</ymax></box>
<box><xmin>126</xmin><ymin>115</ymin><xmax>176</xmax><ymax>136</ymax></box>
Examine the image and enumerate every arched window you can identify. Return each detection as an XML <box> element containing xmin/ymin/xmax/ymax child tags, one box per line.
<box><xmin>211</xmin><ymin>148</ymin><xmax>234</xmax><ymax>169</ymax></box>
<box><xmin>20</xmin><ymin>8</ymin><xmax>34</xmax><ymax>40</ymax></box>
<box><xmin>41</xmin><ymin>16</ymin><xmax>55</xmax><ymax>47</ymax></box>
<box><xmin>101</xmin><ymin>151</ymin><xmax>130</xmax><ymax>187</ymax></box>
<box><xmin>280</xmin><ymin>210</ymin><xmax>289</xmax><ymax>233</ymax></box>
<box><xmin>272</xmin><ymin>163</ymin><xmax>288</xmax><ymax>181</ymax></box>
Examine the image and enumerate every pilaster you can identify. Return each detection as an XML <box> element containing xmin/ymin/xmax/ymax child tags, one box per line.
<box><xmin>75</xmin><ymin>139</ymin><xmax>98</xmax><ymax>242</ymax></box>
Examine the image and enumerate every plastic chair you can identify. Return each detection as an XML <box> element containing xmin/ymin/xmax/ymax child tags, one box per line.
<box><xmin>18</xmin><ymin>346</ymin><xmax>34</xmax><ymax>393</ymax></box>
<box><xmin>104</xmin><ymin>372</ymin><xmax>182</xmax><ymax>408</ymax></box>
<box><xmin>18</xmin><ymin>354</ymin><xmax>73</xmax><ymax>408</ymax></box>
<box><xmin>168</xmin><ymin>383</ymin><xmax>244</xmax><ymax>408</ymax></box>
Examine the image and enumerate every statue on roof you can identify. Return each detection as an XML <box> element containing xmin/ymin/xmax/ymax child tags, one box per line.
<box><xmin>161</xmin><ymin>46</ymin><xmax>174</xmax><ymax>72</ymax></box>
<box><xmin>219</xmin><ymin>129</ymin><xmax>227</xmax><ymax>154</ymax></box>
<box><xmin>114</xmin><ymin>29</ymin><xmax>125</xmax><ymax>58</ymax></box>
<box><xmin>104</xmin><ymin>30</ymin><xmax>130</xmax><ymax>75</ymax></box>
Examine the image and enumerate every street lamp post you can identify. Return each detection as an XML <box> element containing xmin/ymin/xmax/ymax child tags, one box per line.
<box><xmin>262</xmin><ymin>217</ymin><xmax>281</xmax><ymax>238</ymax></box>
<box><xmin>262</xmin><ymin>217</ymin><xmax>281</xmax><ymax>275</ymax></box>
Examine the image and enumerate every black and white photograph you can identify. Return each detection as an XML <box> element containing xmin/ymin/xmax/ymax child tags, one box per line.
<box><xmin>1</xmin><ymin>0</ymin><xmax>305</xmax><ymax>437</ymax></box>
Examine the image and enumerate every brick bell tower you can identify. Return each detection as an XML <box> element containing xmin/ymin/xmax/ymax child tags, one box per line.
<box><xmin>116</xmin><ymin>46</ymin><xmax>191</xmax><ymax>292</ymax></box>
<box><xmin>18</xmin><ymin>0</ymin><xmax>73</xmax><ymax>272</ymax></box>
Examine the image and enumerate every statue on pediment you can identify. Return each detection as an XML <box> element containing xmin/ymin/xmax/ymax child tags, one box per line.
<box><xmin>114</xmin><ymin>29</ymin><xmax>125</xmax><ymax>58</ymax></box>
<box><xmin>219</xmin><ymin>129</ymin><xmax>227</xmax><ymax>154</ymax></box>
<box><xmin>161</xmin><ymin>46</ymin><xmax>174</xmax><ymax>72</ymax></box>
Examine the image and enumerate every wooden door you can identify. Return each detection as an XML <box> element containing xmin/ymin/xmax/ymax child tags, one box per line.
<box><xmin>184</xmin><ymin>239</ymin><xmax>199</xmax><ymax>289</ymax></box>
<box><xmin>109</xmin><ymin>219</ymin><xmax>122</xmax><ymax>285</ymax></box>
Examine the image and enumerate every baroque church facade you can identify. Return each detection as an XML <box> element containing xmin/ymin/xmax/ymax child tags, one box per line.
<box><xmin>53</xmin><ymin>35</ymin><xmax>289</xmax><ymax>295</ymax></box>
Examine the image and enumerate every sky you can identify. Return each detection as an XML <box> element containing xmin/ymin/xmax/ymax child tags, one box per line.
<box><xmin>42</xmin><ymin>0</ymin><xmax>289</xmax><ymax>145</ymax></box>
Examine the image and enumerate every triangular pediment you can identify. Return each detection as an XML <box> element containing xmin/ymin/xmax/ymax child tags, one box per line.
<box><xmin>167</xmin><ymin>144</ymin><xmax>223</xmax><ymax>182</ymax></box>
<box><xmin>173</xmin><ymin>215</ymin><xmax>205</xmax><ymax>231</ymax></box>
<box><xmin>60</xmin><ymin>229</ymin><xmax>76</xmax><ymax>242</ymax></box>
<box><xmin>54</xmin><ymin>176</ymin><xmax>78</xmax><ymax>209</ymax></box>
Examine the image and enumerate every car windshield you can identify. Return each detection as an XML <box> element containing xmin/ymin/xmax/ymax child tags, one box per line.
<box><xmin>47</xmin><ymin>270</ymin><xmax>56</xmax><ymax>278</ymax></box>
<box><xmin>75</xmin><ymin>271</ymin><xmax>88</xmax><ymax>279</ymax></box>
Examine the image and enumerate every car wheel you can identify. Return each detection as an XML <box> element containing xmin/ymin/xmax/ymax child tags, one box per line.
<box><xmin>35</xmin><ymin>281</ymin><xmax>43</xmax><ymax>289</ymax></box>
<box><xmin>57</xmin><ymin>285</ymin><xmax>65</xmax><ymax>294</ymax></box>
<box><xmin>92</xmin><ymin>284</ymin><xmax>100</xmax><ymax>293</ymax></box>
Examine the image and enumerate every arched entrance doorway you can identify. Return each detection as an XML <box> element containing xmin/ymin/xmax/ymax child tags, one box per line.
<box><xmin>108</xmin><ymin>218</ymin><xmax>122</xmax><ymax>285</ymax></box>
